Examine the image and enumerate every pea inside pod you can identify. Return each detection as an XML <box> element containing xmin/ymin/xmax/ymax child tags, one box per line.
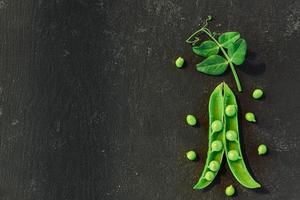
<box><xmin>211</xmin><ymin>120</ymin><xmax>223</xmax><ymax>132</ymax></box>
<box><xmin>208</xmin><ymin>160</ymin><xmax>220</xmax><ymax>172</ymax></box>
<box><xmin>225</xmin><ymin>105</ymin><xmax>236</xmax><ymax>117</ymax></box>
<box><xmin>226</xmin><ymin>130</ymin><xmax>238</xmax><ymax>141</ymax></box>
<box><xmin>211</xmin><ymin>140</ymin><xmax>223</xmax><ymax>152</ymax></box>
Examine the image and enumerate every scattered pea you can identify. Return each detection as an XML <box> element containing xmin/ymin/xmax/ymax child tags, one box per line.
<box><xmin>186</xmin><ymin>114</ymin><xmax>197</xmax><ymax>126</ymax></box>
<box><xmin>208</xmin><ymin>160</ymin><xmax>220</xmax><ymax>172</ymax></box>
<box><xmin>228</xmin><ymin>150</ymin><xmax>239</xmax><ymax>161</ymax></box>
<box><xmin>211</xmin><ymin>140</ymin><xmax>223</xmax><ymax>152</ymax></box>
<box><xmin>258</xmin><ymin>144</ymin><xmax>267</xmax><ymax>155</ymax></box>
<box><xmin>175</xmin><ymin>57</ymin><xmax>184</xmax><ymax>68</ymax></box>
<box><xmin>225</xmin><ymin>105</ymin><xmax>236</xmax><ymax>117</ymax></box>
<box><xmin>245</xmin><ymin>112</ymin><xmax>256</xmax><ymax>122</ymax></box>
<box><xmin>186</xmin><ymin>150</ymin><xmax>197</xmax><ymax>160</ymax></box>
<box><xmin>226</xmin><ymin>130</ymin><xmax>237</xmax><ymax>141</ymax></box>
<box><xmin>225</xmin><ymin>185</ymin><xmax>235</xmax><ymax>196</ymax></box>
<box><xmin>211</xmin><ymin>120</ymin><xmax>223</xmax><ymax>132</ymax></box>
<box><xmin>252</xmin><ymin>88</ymin><xmax>264</xmax><ymax>99</ymax></box>
<box><xmin>204</xmin><ymin>171</ymin><xmax>215</xmax><ymax>181</ymax></box>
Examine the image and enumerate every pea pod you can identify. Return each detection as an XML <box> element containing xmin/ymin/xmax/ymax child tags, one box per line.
<box><xmin>194</xmin><ymin>82</ymin><xmax>261</xmax><ymax>189</ymax></box>
<box><xmin>193</xmin><ymin>83</ymin><xmax>225</xmax><ymax>189</ymax></box>
<box><xmin>223</xmin><ymin>83</ymin><xmax>261</xmax><ymax>189</ymax></box>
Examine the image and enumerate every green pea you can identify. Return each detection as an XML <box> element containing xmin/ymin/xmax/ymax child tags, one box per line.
<box><xmin>204</xmin><ymin>171</ymin><xmax>215</xmax><ymax>181</ymax></box>
<box><xmin>208</xmin><ymin>160</ymin><xmax>220</xmax><ymax>172</ymax></box>
<box><xmin>186</xmin><ymin>150</ymin><xmax>197</xmax><ymax>160</ymax></box>
<box><xmin>245</xmin><ymin>112</ymin><xmax>256</xmax><ymax>122</ymax></box>
<box><xmin>211</xmin><ymin>120</ymin><xmax>223</xmax><ymax>132</ymax></box>
<box><xmin>225</xmin><ymin>185</ymin><xmax>235</xmax><ymax>196</ymax></box>
<box><xmin>258</xmin><ymin>144</ymin><xmax>267</xmax><ymax>155</ymax></box>
<box><xmin>225</xmin><ymin>105</ymin><xmax>236</xmax><ymax>117</ymax></box>
<box><xmin>186</xmin><ymin>114</ymin><xmax>197</xmax><ymax>126</ymax></box>
<box><xmin>228</xmin><ymin>150</ymin><xmax>239</xmax><ymax>161</ymax></box>
<box><xmin>175</xmin><ymin>57</ymin><xmax>184</xmax><ymax>68</ymax></box>
<box><xmin>252</xmin><ymin>89</ymin><xmax>264</xmax><ymax>99</ymax></box>
<box><xmin>211</xmin><ymin>140</ymin><xmax>223</xmax><ymax>152</ymax></box>
<box><xmin>226</xmin><ymin>130</ymin><xmax>237</xmax><ymax>141</ymax></box>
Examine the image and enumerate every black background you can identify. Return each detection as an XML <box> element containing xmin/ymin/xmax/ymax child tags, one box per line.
<box><xmin>0</xmin><ymin>0</ymin><xmax>299</xmax><ymax>199</ymax></box>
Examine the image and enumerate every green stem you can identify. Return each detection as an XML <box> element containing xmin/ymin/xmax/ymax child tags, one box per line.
<box><xmin>201</xmin><ymin>29</ymin><xmax>242</xmax><ymax>92</ymax></box>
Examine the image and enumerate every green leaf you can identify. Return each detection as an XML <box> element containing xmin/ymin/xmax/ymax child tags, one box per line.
<box><xmin>196</xmin><ymin>55</ymin><xmax>228</xmax><ymax>75</ymax></box>
<box><xmin>228</xmin><ymin>39</ymin><xmax>247</xmax><ymax>65</ymax></box>
<box><xmin>192</xmin><ymin>40</ymin><xmax>219</xmax><ymax>57</ymax></box>
<box><xmin>218</xmin><ymin>32</ymin><xmax>240</xmax><ymax>49</ymax></box>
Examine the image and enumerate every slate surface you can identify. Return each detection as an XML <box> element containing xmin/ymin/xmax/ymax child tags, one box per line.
<box><xmin>0</xmin><ymin>0</ymin><xmax>299</xmax><ymax>199</ymax></box>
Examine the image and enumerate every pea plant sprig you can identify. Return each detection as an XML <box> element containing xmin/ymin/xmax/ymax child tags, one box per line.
<box><xmin>186</xmin><ymin>16</ymin><xmax>247</xmax><ymax>92</ymax></box>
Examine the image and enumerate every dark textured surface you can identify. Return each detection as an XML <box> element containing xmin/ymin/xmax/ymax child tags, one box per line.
<box><xmin>0</xmin><ymin>0</ymin><xmax>299</xmax><ymax>199</ymax></box>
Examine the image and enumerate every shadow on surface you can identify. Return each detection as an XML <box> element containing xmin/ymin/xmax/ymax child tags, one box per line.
<box><xmin>239</xmin><ymin>51</ymin><xmax>266</xmax><ymax>75</ymax></box>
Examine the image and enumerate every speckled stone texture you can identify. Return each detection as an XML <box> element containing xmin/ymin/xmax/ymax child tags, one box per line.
<box><xmin>0</xmin><ymin>0</ymin><xmax>299</xmax><ymax>199</ymax></box>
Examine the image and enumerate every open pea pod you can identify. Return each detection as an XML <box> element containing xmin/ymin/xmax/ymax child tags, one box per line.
<box><xmin>193</xmin><ymin>84</ymin><xmax>225</xmax><ymax>189</ymax></box>
<box><xmin>223</xmin><ymin>83</ymin><xmax>261</xmax><ymax>189</ymax></box>
<box><xmin>194</xmin><ymin>82</ymin><xmax>261</xmax><ymax>190</ymax></box>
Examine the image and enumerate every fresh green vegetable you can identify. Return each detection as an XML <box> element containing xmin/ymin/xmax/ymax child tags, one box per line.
<box><xmin>211</xmin><ymin>140</ymin><xmax>223</xmax><ymax>152</ymax></box>
<box><xmin>225</xmin><ymin>185</ymin><xmax>235</xmax><ymax>196</ymax></box>
<box><xmin>252</xmin><ymin>89</ymin><xmax>264</xmax><ymax>99</ymax></box>
<box><xmin>245</xmin><ymin>112</ymin><xmax>256</xmax><ymax>122</ymax></box>
<box><xmin>193</xmin><ymin>83</ymin><xmax>225</xmax><ymax>189</ymax></box>
<box><xmin>204</xmin><ymin>171</ymin><xmax>215</xmax><ymax>181</ymax></box>
<box><xmin>211</xmin><ymin>120</ymin><xmax>223</xmax><ymax>132</ymax></box>
<box><xmin>226</xmin><ymin>130</ymin><xmax>237</xmax><ymax>141</ymax></box>
<box><xmin>194</xmin><ymin>82</ymin><xmax>261</xmax><ymax>190</ymax></box>
<box><xmin>186</xmin><ymin>16</ymin><xmax>247</xmax><ymax>92</ymax></box>
<box><xmin>258</xmin><ymin>144</ymin><xmax>267</xmax><ymax>155</ymax></box>
<box><xmin>186</xmin><ymin>150</ymin><xmax>197</xmax><ymax>160</ymax></box>
<box><xmin>186</xmin><ymin>114</ymin><xmax>197</xmax><ymax>126</ymax></box>
<box><xmin>225</xmin><ymin>105</ymin><xmax>236</xmax><ymax>117</ymax></box>
<box><xmin>208</xmin><ymin>160</ymin><xmax>220</xmax><ymax>172</ymax></box>
<box><xmin>228</xmin><ymin>150</ymin><xmax>240</xmax><ymax>161</ymax></box>
<box><xmin>223</xmin><ymin>83</ymin><xmax>261</xmax><ymax>188</ymax></box>
<box><xmin>175</xmin><ymin>57</ymin><xmax>184</xmax><ymax>68</ymax></box>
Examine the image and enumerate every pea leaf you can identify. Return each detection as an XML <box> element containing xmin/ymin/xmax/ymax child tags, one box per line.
<box><xmin>228</xmin><ymin>39</ymin><xmax>247</xmax><ymax>65</ymax></box>
<box><xmin>218</xmin><ymin>32</ymin><xmax>240</xmax><ymax>49</ymax></box>
<box><xmin>196</xmin><ymin>55</ymin><xmax>228</xmax><ymax>75</ymax></box>
<box><xmin>192</xmin><ymin>40</ymin><xmax>219</xmax><ymax>57</ymax></box>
